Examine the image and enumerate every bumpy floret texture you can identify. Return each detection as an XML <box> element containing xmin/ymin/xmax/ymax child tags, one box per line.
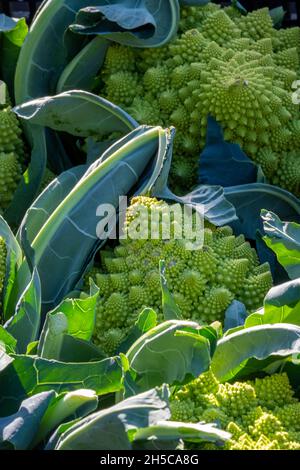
<box><xmin>99</xmin><ymin>3</ymin><xmax>300</xmax><ymax>195</ymax></box>
<box><xmin>0</xmin><ymin>104</ymin><xmax>25</xmax><ymax>212</ymax></box>
<box><xmin>0</xmin><ymin>152</ymin><xmax>22</xmax><ymax>212</ymax></box>
<box><xmin>84</xmin><ymin>197</ymin><xmax>272</xmax><ymax>352</ymax></box>
<box><xmin>170</xmin><ymin>370</ymin><xmax>300</xmax><ymax>450</ymax></box>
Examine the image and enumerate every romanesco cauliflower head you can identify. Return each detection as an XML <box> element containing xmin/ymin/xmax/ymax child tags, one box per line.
<box><xmin>98</xmin><ymin>3</ymin><xmax>300</xmax><ymax>195</ymax></box>
<box><xmin>0</xmin><ymin>152</ymin><xmax>22</xmax><ymax>211</ymax></box>
<box><xmin>254</xmin><ymin>372</ymin><xmax>296</xmax><ymax>409</ymax></box>
<box><xmin>84</xmin><ymin>197</ymin><xmax>272</xmax><ymax>352</ymax></box>
<box><xmin>0</xmin><ymin>103</ymin><xmax>26</xmax><ymax>212</ymax></box>
<box><xmin>170</xmin><ymin>369</ymin><xmax>300</xmax><ymax>450</ymax></box>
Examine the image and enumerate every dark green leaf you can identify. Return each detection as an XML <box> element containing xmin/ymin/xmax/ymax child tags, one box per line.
<box><xmin>37</xmin><ymin>312</ymin><xmax>69</xmax><ymax>360</ymax></box>
<box><xmin>0</xmin><ymin>326</ymin><xmax>17</xmax><ymax>354</ymax></box>
<box><xmin>126</xmin><ymin>320</ymin><xmax>212</xmax><ymax>391</ymax></box>
<box><xmin>0</xmin><ymin>354</ymin><xmax>123</xmax><ymax>415</ymax></box>
<box><xmin>0</xmin><ymin>15</ymin><xmax>28</xmax><ymax>98</ymax></box>
<box><xmin>70</xmin><ymin>1</ymin><xmax>179</xmax><ymax>47</ymax></box>
<box><xmin>134</xmin><ymin>421</ymin><xmax>230</xmax><ymax>446</ymax></box>
<box><xmin>270</xmin><ymin>6</ymin><xmax>286</xmax><ymax>27</ymax></box>
<box><xmin>14</xmin><ymin>90</ymin><xmax>137</xmax><ymax>139</ymax></box>
<box><xmin>35</xmin><ymin>389</ymin><xmax>98</xmax><ymax>446</ymax></box>
<box><xmin>199</xmin><ymin>117</ymin><xmax>259</xmax><ymax>187</ymax></box>
<box><xmin>0</xmin><ymin>216</ymin><xmax>22</xmax><ymax>321</ymax></box>
<box><xmin>5</xmin><ymin>268</ymin><xmax>41</xmax><ymax>354</ymax></box>
<box><xmin>57</xmin><ymin>37</ymin><xmax>109</xmax><ymax>93</ymax></box>
<box><xmin>224</xmin><ymin>300</ymin><xmax>248</xmax><ymax>332</ymax></box>
<box><xmin>224</xmin><ymin>183</ymin><xmax>300</xmax><ymax>240</ymax></box>
<box><xmin>262</xmin><ymin>210</ymin><xmax>300</xmax><ymax>280</ymax></box>
<box><xmin>58</xmin><ymin>335</ymin><xmax>105</xmax><ymax>362</ymax></box>
<box><xmin>54</xmin><ymin>386</ymin><xmax>170</xmax><ymax>450</ymax></box>
<box><xmin>212</xmin><ymin>323</ymin><xmax>300</xmax><ymax>382</ymax></box>
<box><xmin>0</xmin><ymin>391</ymin><xmax>55</xmax><ymax>450</ymax></box>
<box><xmin>47</xmin><ymin>282</ymin><xmax>99</xmax><ymax>341</ymax></box>
<box><xmin>117</xmin><ymin>308</ymin><xmax>158</xmax><ymax>354</ymax></box>
<box><xmin>15</xmin><ymin>0</ymin><xmax>92</xmax><ymax>104</ymax></box>
<box><xmin>160</xmin><ymin>260</ymin><xmax>182</xmax><ymax>321</ymax></box>
<box><xmin>245</xmin><ymin>279</ymin><xmax>300</xmax><ymax>328</ymax></box>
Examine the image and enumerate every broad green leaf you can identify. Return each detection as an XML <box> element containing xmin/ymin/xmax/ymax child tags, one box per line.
<box><xmin>15</xmin><ymin>0</ymin><xmax>179</xmax><ymax>106</ymax></box>
<box><xmin>14</xmin><ymin>90</ymin><xmax>137</xmax><ymax>139</ymax></box>
<box><xmin>126</xmin><ymin>320</ymin><xmax>212</xmax><ymax>391</ymax></box>
<box><xmin>199</xmin><ymin>117</ymin><xmax>260</xmax><ymax>187</ymax></box>
<box><xmin>15</xmin><ymin>0</ymin><xmax>92</xmax><ymax>104</ymax></box>
<box><xmin>37</xmin><ymin>312</ymin><xmax>69</xmax><ymax>360</ymax></box>
<box><xmin>255</xmin><ymin>229</ymin><xmax>288</xmax><ymax>284</ymax></box>
<box><xmin>0</xmin><ymin>216</ymin><xmax>23</xmax><ymax>321</ymax></box>
<box><xmin>34</xmin><ymin>389</ymin><xmax>98</xmax><ymax>446</ymax></box>
<box><xmin>211</xmin><ymin>323</ymin><xmax>300</xmax><ymax>382</ymax></box>
<box><xmin>44</xmin><ymin>418</ymin><xmax>83</xmax><ymax>450</ymax></box>
<box><xmin>245</xmin><ymin>279</ymin><xmax>300</xmax><ymax>328</ymax></box>
<box><xmin>69</xmin><ymin>1</ymin><xmax>179</xmax><ymax>47</ymax></box>
<box><xmin>0</xmin><ymin>326</ymin><xmax>17</xmax><ymax>354</ymax></box>
<box><xmin>26</xmin><ymin>341</ymin><xmax>38</xmax><ymax>355</ymax></box>
<box><xmin>5</xmin><ymin>268</ymin><xmax>41</xmax><ymax>354</ymax></box>
<box><xmin>57</xmin><ymin>335</ymin><xmax>105</xmax><ymax>363</ymax></box>
<box><xmin>18</xmin><ymin>165</ymin><xmax>87</xmax><ymax>246</ymax></box>
<box><xmin>55</xmin><ymin>386</ymin><xmax>170</xmax><ymax>450</ymax></box>
<box><xmin>117</xmin><ymin>308</ymin><xmax>158</xmax><ymax>354</ymax></box>
<box><xmin>11</xmin><ymin>126</ymin><xmax>167</xmax><ymax>314</ymax></box>
<box><xmin>270</xmin><ymin>7</ymin><xmax>286</xmax><ymax>27</ymax></box>
<box><xmin>0</xmin><ymin>391</ymin><xmax>55</xmax><ymax>450</ymax></box>
<box><xmin>262</xmin><ymin>210</ymin><xmax>300</xmax><ymax>280</ymax></box>
<box><xmin>160</xmin><ymin>260</ymin><xmax>182</xmax><ymax>321</ymax></box>
<box><xmin>224</xmin><ymin>300</ymin><xmax>248</xmax><ymax>332</ymax></box>
<box><xmin>37</xmin><ymin>286</ymin><xmax>103</xmax><ymax>362</ymax></box>
<box><xmin>0</xmin><ymin>354</ymin><xmax>123</xmax><ymax>415</ymax></box>
<box><xmin>0</xmin><ymin>15</ymin><xmax>28</xmax><ymax>98</ymax></box>
<box><xmin>57</xmin><ymin>37</ymin><xmax>109</xmax><ymax>93</ymax></box>
<box><xmin>231</xmin><ymin>1</ymin><xmax>247</xmax><ymax>14</ymax></box>
<box><xmin>224</xmin><ymin>183</ymin><xmax>300</xmax><ymax>240</ymax></box>
<box><xmin>47</xmin><ymin>282</ymin><xmax>99</xmax><ymax>341</ymax></box>
<box><xmin>134</xmin><ymin>420</ymin><xmax>230</xmax><ymax>445</ymax></box>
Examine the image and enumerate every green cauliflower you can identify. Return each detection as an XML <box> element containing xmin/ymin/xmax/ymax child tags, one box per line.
<box><xmin>98</xmin><ymin>3</ymin><xmax>300</xmax><ymax>195</ymax></box>
<box><xmin>0</xmin><ymin>105</ymin><xmax>25</xmax><ymax>212</ymax></box>
<box><xmin>83</xmin><ymin>196</ymin><xmax>272</xmax><ymax>353</ymax></box>
<box><xmin>170</xmin><ymin>370</ymin><xmax>300</xmax><ymax>450</ymax></box>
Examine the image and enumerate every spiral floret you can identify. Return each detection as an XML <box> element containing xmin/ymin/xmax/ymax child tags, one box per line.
<box><xmin>170</xmin><ymin>370</ymin><xmax>300</xmax><ymax>450</ymax></box>
<box><xmin>0</xmin><ymin>152</ymin><xmax>22</xmax><ymax>211</ymax></box>
<box><xmin>99</xmin><ymin>4</ymin><xmax>300</xmax><ymax>196</ymax></box>
<box><xmin>237</xmin><ymin>8</ymin><xmax>274</xmax><ymax>40</ymax></box>
<box><xmin>254</xmin><ymin>373</ymin><xmax>295</xmax><ymax>409</ymax></box>
<box><xmin>84</xmin><ymin>197</ymin><xmax>272</xmax><ymax>343</ymax></box>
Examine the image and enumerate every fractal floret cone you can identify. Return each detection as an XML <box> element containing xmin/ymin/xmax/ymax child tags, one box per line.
<box><xmin>170</xmin><ymin>370</ymin><xmax>300</xmax><ymax>450</ymax></box>
<box><xmin>84</xmin><ymin>197</ymin><xmax>272</xmax><ymax>353</ymax></box>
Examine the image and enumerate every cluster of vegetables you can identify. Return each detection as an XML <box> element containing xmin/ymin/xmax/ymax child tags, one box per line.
<box><xmin>171</xmin><ymin>370</ymin><xmax>300</xmax><ymax>450</ymax></box>
<box><xmin>84</xmin><ymin>196</ymin><xmax>272</xmax><ymax>355</ymax></box>
<box><xmin>0</xmin><ymin>104</ymin><xmax>25</xmax><ymax>213</ymax></box>
<box><xmin>0</xmin><ymin>0</ymin><xmax>300</xmax><ymax>453</ymax></box>
<box><xmin>100</xmin><ymin>4</ymin><xmax>300</xmax><ymax>193</ymax></box>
